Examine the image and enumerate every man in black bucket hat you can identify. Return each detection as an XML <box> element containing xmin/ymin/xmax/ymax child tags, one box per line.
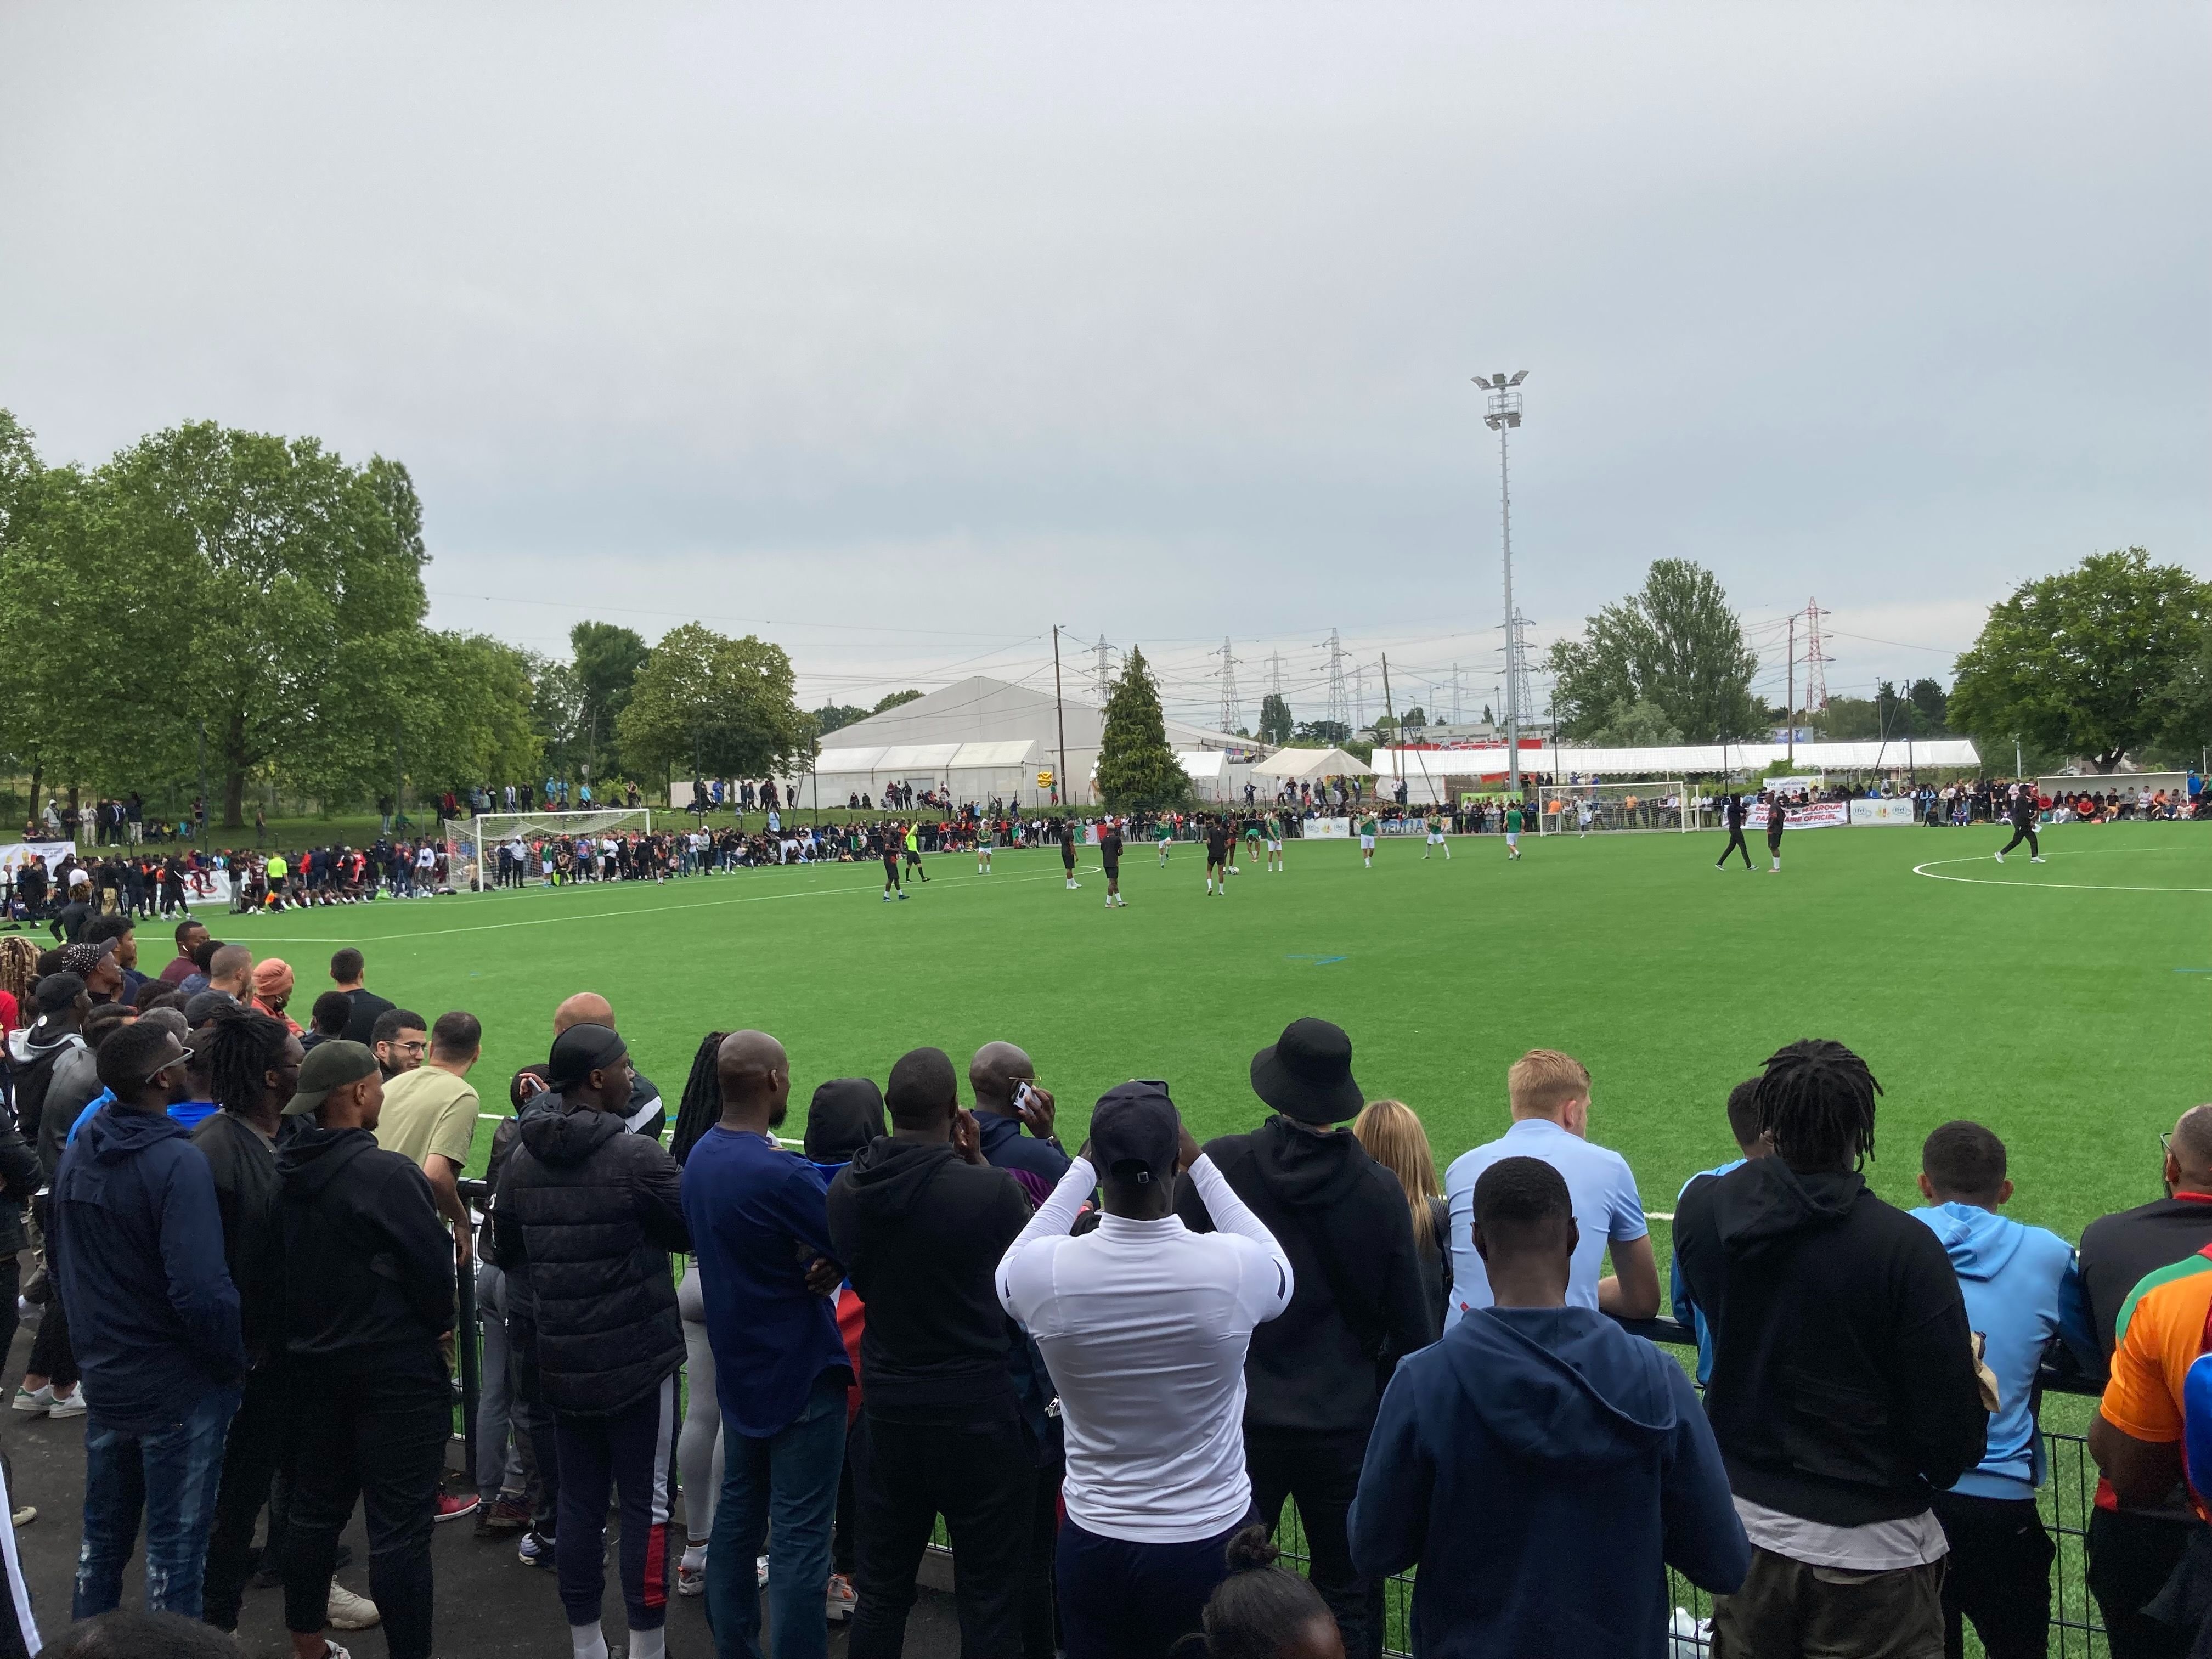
<box><xmin>1172</xmin><ymin>1018</ymin><xmax>1429</xmax><ymax>1659</ymax></box>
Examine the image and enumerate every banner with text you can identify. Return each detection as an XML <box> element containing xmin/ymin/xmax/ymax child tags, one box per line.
<box><xmin>1849</xmin><ymin>799</ymin><xmax>1921</xmax><ymax>827</ymax></box>
<box><xmin>1743</xmin><ymin>801</ymin><xmax>1850</xmax><ymax>831</ymax></box>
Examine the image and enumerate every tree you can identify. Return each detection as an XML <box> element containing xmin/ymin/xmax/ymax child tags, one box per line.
<box><xmin>1584</xmin><ymin>699</ymin><xmax>1684</xmax><ymax>747</ymax></box>
<box><xmin>1907</xmin><ymin>679</ymin><xmax>1949</xmax><ymax>733</ymax></box>
<box><xmin>1294</xmin><ymin>720</ymin><xmax>1352</xmax><ymax>745</ymax></box>
<box><xmin>2155</xmin><ymin>624</ymin><xmax>2212</xmax><ymax>760</ymax></box>
<box><xmin>615</xmin><ymin>624</ymin><xmax>812</xmax><ymax>789</ymax></box>
<box><xmin>812</xmin><ymin>703</ymin><xmax>870</xmax><ymax>736</ymax></box>
<box><xmin>1950</xmin><ymin>549</ymin><xmax>2211</xmax><ymax>771</ymax></box>
<box><xmin>1549</xmin><ymin>560</ymin><xmax>1760</xmax><ymax>743</ymax></box>
<box><xmin>569</xmin><ymin>621</ymin><xmax>649</xmax><ymax>780</ymax></box>
<box><xmin>1401</xmin><ymin>706</ymin><xmax>1427</xmax><ymax>729</ymax></box>
<box><xmin>1257</xmin><ymin>692</ymin><xmax>1294</xmax><ymax>745</ymax></box>
<box><xmin>1095</xmin><ymin>646</ymin><xmax>1188</xmax><ymax>807</ymax></box>
<box><xmin>873</xmin><ymin>689</ymin><xmax>923</xmax><ymax>714</ymax></box>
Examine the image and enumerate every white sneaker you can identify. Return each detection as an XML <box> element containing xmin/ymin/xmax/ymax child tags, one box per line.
<box><xmin>677</xmin><ymin>1561</ymin><xmax>706</xmax><ymax>1598</ymax></box>
<box><xmin>326</xmin><ymin>1582</ymin><xmax>380</xmax><ymax>1630</ymax></box>
<box><xmin>757</xmin><ymin>1555</ymin><xmax>770</xmax><ymax>1588</ymax></box>
<box><xmin>1993</xmin><ymin>851</ymin><xmax>2004</xmax><ymax>862</ymax></box>
<box><xmin>2030</xmin><ymin>856</ymin><xmax>2046</xmax><ymax>864</ymax></box>
<box><xmin>10</xmin><ymin>1385</ymin><xmax>51</xmax><ymax>1415</ymax></box>
<box><xmin>46</xmin><ymin>1389</ymin><xmax>85</xmax><ymax>1419</ymax></box>
<box><xmin>826</xmin><ymin>1573</ymin><xmax>856</xmax><ymax>1622</ymax></box>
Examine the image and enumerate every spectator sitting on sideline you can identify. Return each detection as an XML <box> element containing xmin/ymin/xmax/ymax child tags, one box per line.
<box><xmin>997</xmin><ymin>1081</ymin><xmax>1295</xmax><ymax>1659</ymax></box>
<box><xmin>1350</xmin><ymin>1156</ymin><xmax>1747</xmax><ymax>1657</ymax></box>
<box><xmin>1673</xmin><ymin>1040</ymin><xmax>1989</xmax><ymax>1659</ymax></box>
<box><xmin>1175</xmin><ymin>1018</ymin><xmax>1429</xmax><ymax>1659</ymax></box>
<box><xmin>1669</xmin><ymin>1079</ymin><xmax>1768</xmax><ymax>1385</ymax></box>
<box><xmin>1443</xmin><ymin>1049</ymin><xmax>1659</xmax><ymax>1324</ymax></box>
<box><xmin>1908</xmin><ymin>1120</ymin><xmax>2090</xmax><ymax>1659</ymax></box>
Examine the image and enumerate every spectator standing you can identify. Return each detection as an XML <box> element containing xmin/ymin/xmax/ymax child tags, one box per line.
<box><xmin>83</xmin><ymin>915</ymin><xmax>146</xmax><ymax>1005</ymax></box>
<box><xmin>2074</xmin><ymin>1103</ymin><xmax>2212</xmax><ymax>1658</ymax></box>
<box><xmin>159</xmin><ymin>921</ymin><xmax>212</xmax><ymax>987</ymax></box>
<box><xmin>968</xmin><ymin>1041</ymin><xmax>1070</xmax><ymax>1205</ymax></box>
<box><xmin>1668</xmin><ymin>1079</ymin><xmax>1768</xmax><ymax>1385</ymax></box>
<box><xmin>665</xmin><ymin>1035</ymin><xmax>735</xmax><ymax>1595</ymax></box>
<box><xmin>1673</xmin><ymin>1040</ymin><xmax>1989</xmax><ymax>1659</ymax></box>
<box><xmin>202</xmin><ymin>945</ymin><xmax>252</xmax><ymax>1010</ymax></box>
<box><xmin>1174</xmin><ymin>1020</ymin><xmax>1431</xmax><ymax>1659</ymax></box>
<box><xmin>826</xmin><ymin>1047</ymin><xmax>1032</xmax><ymax>1656</ymax></box>
<box><xmin>494</xmin><ymin>1023</ymin><xmax>691</xmax><ymax>1659</ymax></box>
<box><xmin>330</xmin><ymin>950</ymin><xmax>394</xmax><ymax>1046</ymax></box>
<box><xmin>0</xmin><ymin>1075</ymin><xmax>40</xmax><ymax>1396</ymax></box>
<box><xmin>50</xmin><ymin>1021</ymin><xmax>245</xmax><ymax>1620</ymax></box>
<box><xmin>1349</xmin><ymin>1157</ymin><xmax>1748</xmax><ymax>1656</ymax></box>
<box><xmin>679</xmin><ymin>1030</ymin><xmax>852</xmax><ymax>1659</ymax></box>
<box><xmin>1442</xmin><ymin>1049</ymin><xmax>1660</xmax><ymax>1324</ymax></box>
<box><xmin>803</xmin><ymin>1080</ymin><xmax>882</xmax><ymax>1624</ymax></box>
<box><xmin>373</xmin><ymin>1011</ymin><xmax>484</xmax><ymax>1274</ymax></box>
<box><xmin>275</xmin><ymin>1040</ymin><xmax>454</xmax><ymax>1659</ymax></box>
<box><xmin>998</xmin><ymin>1082</ymin><xmax>1295</xmax><ymax>1659</ymax></box>
<box><xmin>301</xmin><ymin>993</ymin><xmax>351</xmax><ymax>1053</ymax></box>
<box><xmin>369</xmin><ymin>1009</ymin><xmax>427</xmax><ymax>1081</ymax></box>
<box><xmin>1908</xmin><ymin>1121</ymin><xmax>2089</xmax><ymax>1659</ymax></box>
<box><xmin>1350</xmin><ymin>1098</ymin><xmax>1451</xmax><ymax>1341</ymax></box>
<box><xmin>249</xmin><ymin>960</ymin><xmax>300</xmax><ymax>1034</ymax></box>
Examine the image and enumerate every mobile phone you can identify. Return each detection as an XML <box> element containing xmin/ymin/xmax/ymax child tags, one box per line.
<box><xmin>1014</xmin><ymin>1082</ymin><xmax>1039</xmax><ymax>1114</ymax></box>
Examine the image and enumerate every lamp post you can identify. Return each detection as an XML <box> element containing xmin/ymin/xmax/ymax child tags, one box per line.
<box><xmin>1475</xmin><ymin>370</ymin><xmax>1529</xmax><ymax>800</ymax></box>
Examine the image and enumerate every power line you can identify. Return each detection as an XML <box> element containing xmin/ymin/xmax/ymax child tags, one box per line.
<box><xmin>1212</xmin><ymin>637</ymin><xmax>1243</xmax><ymax>735</ymax></box>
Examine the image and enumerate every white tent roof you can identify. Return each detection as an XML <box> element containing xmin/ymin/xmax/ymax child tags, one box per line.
<box><xmin>1249</xmin><ymin>746</ymin><xmax>1376</xmax><ymax>779</ymax></box>
<box><xmin>1368</xmin><ymin>738</ymin><xmax>1981</xmax><ymax>776</ymax></box>
<box><xmin>1178</xmin><ymin>750</ymin><xmax>1226</xmax><ymax>781</ymax></box>
<box><xmin>811</xmin><ymin>739</ymin><xmax>1037</xmax><ymax>775</ymax></box>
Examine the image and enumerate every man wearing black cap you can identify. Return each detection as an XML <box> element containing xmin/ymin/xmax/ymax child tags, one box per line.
<box><xmin>493</xmin><ymin>1023</ymin><xmax>690</xmax><ymax>1659</ymax></box>
<box><xmin>997</xmin><ymin>1081</ymin><xmax>1296</xmax><ymax>1659</ymax></box>
<box><xmin>826</xmin><ymin>1047</ymin><xmax>1032</xmax><ymax>1658</ymax></box>
<box><xmin>275</xmin><ymin>1040</ymin><xmax>455</xmax><ymax>1659</ymax></box>
<box><xmin>1172</xmin><ymin>1017</ymin><xmax>1429</xmax><ymax>1659</ymax></box>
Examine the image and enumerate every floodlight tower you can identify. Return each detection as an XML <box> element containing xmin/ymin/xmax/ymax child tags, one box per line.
<box><xmin>1474</xmin><ymin>369</ymin><xmax>1530</xmax><ymax>797</ymax></box>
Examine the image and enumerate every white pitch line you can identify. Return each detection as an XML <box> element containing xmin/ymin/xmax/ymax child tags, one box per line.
<box><xmin>1911</xmin><ymin>844</ymin><xmax>2211</xmax><ymax>896</ymax></box>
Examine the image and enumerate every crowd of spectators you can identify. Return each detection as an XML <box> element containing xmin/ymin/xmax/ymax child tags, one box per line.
<box><xmin>2</xmin><ymin>928</ymin><xmax>2211</xmax><ymax>1657</ymax></box>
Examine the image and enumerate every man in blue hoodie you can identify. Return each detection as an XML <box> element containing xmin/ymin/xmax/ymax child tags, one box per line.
<box><xmin>50</xmin><ymin>1018</ymin><xmax>246</xmax><ymax>1621</ymax></box>
<box><xmin>1910</xmin><ymin>1120</ymin><xmax>2090</xmax><ymax>1659</ymax></box>
<box><xmin>1348</xmin><ymin>1156</ymin><xmax>1748</xmax><ymax>1657</ymax></box>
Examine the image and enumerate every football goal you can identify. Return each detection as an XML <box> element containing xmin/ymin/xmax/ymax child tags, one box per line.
<box><xmin>1537</xmin><ymin>781</ymin><xmax>1692</xmax><ymax>834</ymax></box>
<box><xmin>451</xmin><ymin>808</ymin><xmax>655</xmax><ymax>891</ymax></box>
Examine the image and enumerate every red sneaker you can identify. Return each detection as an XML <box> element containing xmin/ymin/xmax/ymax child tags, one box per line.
<box><xmin>433</xmin><ymin>1492</ymin><xmax>481</xmax><ymax>1525</ymax></box>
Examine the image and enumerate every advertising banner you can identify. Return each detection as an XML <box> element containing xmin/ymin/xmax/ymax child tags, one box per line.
<box><xmin>1743</xmin><ymin>801</ymin><xmax>1850</xmax><ymax>831</ymax></box>
<box><xmin>1305</xmin><ymin>817</ymin><xmax>1353</xmax><ymax>839</ymax></box>
<box><xmin>1849</xmin><ymin>798</ymin><xmax>1921</xmax><ymax>827</ymax></box>
<box><xmin>0</xmin><ymin>842</ymin><xmax>77</xmax><ymax>879</ymax></box>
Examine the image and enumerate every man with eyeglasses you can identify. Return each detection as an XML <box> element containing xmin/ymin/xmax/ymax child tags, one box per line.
<box><xmin>2075</xmin><ymin>1105</ymin><xmax>2212</xmax><ymax>1658</ymax></box>
<box><xmin>371</xmin><ymin>1008</ymin><xmax>429</xmax><ymax>1081</ymax></box>
<box><xmin>49</xmin><ymin>1019</ymin><xmax>246</xmax><ymax>1620</ymax></box>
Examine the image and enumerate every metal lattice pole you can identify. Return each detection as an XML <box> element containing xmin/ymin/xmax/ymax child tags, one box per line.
<box><xmin>1477</xmin><ymin>369</ymin><xmax>1528</xmax><ymax>797</ymax></box>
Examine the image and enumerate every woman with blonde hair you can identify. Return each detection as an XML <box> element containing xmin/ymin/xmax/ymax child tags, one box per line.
<box><xmin>1352</xmin><ymin>1098</ymin><xmax>1451</xmax><ymax>1340</ymax></box>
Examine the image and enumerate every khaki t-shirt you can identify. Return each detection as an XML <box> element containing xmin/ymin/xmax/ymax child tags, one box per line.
<box><xmin>374</xmin><ymin>1066</ymin><xmax>479</xmax><ymax>1171</ymax></box>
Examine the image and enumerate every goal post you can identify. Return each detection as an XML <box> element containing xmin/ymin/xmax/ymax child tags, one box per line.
<box><xmin>1537</xmin><ymin>781</ymin><xmax>1692</xmax><ymax>835</ymax></box>
<box><xmin>454</xmin><ymin>808</ymin><xmax>654</xmax><ymax>891</ymax></box>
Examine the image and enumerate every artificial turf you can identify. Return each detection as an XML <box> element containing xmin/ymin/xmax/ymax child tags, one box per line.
<box><xmin>212</xmin><ymin>819</ymin><xmax>2207</xmax><ymax>1248</ymax></box>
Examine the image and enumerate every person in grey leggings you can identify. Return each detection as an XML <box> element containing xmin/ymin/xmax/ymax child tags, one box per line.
<box><xmin>476</xmin><ymin>1257</ymin><xmax>531</xmax><ymax>1523</ymax></box>
<box><xmin>676</xmin><ymin>1261</ymin><xmax>722</xmax><ymax>1595</ymax></box>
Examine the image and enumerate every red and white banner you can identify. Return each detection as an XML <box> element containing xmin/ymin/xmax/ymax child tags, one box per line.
<box><xmin>1743</xmin><ymin>801</ymin><xmax>1850</xmax><ymax>831</ymax></box>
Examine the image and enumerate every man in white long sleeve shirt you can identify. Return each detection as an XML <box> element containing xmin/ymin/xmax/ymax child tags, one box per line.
<box><xmin>996</xmin><ymin>1081</ymin><xmax>1295</xmax><ymax>1659</ymax></box>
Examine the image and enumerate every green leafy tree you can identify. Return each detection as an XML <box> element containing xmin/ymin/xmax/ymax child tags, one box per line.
<box><xmin>873</xmin><ymin>689</ymin><xmax>923</xmax><ymax>714</ymax></box>
<box><xmin>1584</xmin><ymin>699</ymin><xmax>1685</xmax><ymax>747</ymax></box>
<box><xmin>1096</xmin><ymin>646</ymin><xmax>1188</xmax><ymax>807</ymax></box>
<box><xmin>1401</xmin><ymin>706</ymin><xmax>1427</xmax><ymax>729</ymax></box>
<box><xmin>1907</xmin><ymin>678</ymin><xmax>1949</xmax><ymax>733</ymax></box>
<box><xmin>1950</xmin><ymin>549</ymin><xmax>2210</xmax><ymax>771</ymax></box>
<box><xmin>1294</xmin><ymin>719</ymin><xmax>1353</xmax><ymax>745</ymax></box>
<box><xmin>615</xmin><ymin>624</ymin><xmax>812</xmax><ymax>791</ymax></box>
<box><xmin>1549</xmin><ymin>560</ymin><xmax>1760</xmax><ymax>743</ymax></box>
<box><xmin>1257</xmin><ymin>692</ymin><xmax>1294</xmax><ymax>744</ymax></box>
<box><xmin>569</xmin><ymin>621</ymin><xmax>649</xmax><ymax>780</ymax></box>
<box><xmin>812</xmin><ymin>703</ymin><xmax>870</xmax><ymax>736</ymax></box>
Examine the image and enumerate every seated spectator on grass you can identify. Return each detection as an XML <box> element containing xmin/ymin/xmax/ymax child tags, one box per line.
<box><xmin>1348</xmin><ymin>1156</ymin><xmax>1747</xmax><ymax>1657</ymax></box>
<box><xmin>2075</xmin><ymin>1102</ymin><xmax>2212</xmax><ymax>1657</ymax></box>
<box><xmin>1443</xmin><ymin>1048</ymin><xmax>1658</xmax><ymax>1323</ymax></box>
<box><xmin>1908</xmin><ymin>1120</ymin><xmax>2090</xmax><ymax>1659</ymax></box>
<box><xmin>997</xmin><ymin>1081</ymin><xmax>1294</xmax><ymax>1659</ymax></box>
<box><xmin>1674</xmin><ymin>1040</ymin><xmax>1988</xmax><ymax>1659</ymax></box>
<box><xmin>1350</xmin><ymin>1098</ymin><xmax>1450</xmax><ymax>1342</ymax></box>
<box><xmin>1173</xmin><ymin>1019</ymin><xmax>1427</xmax><ymax>1659</ymax></box>
<box><xmin>1669</xmin><ymin>1078</ymin><xmax>1767</xmax><ymax>1384</ymax></box>
<box><xmin>1177</xmin><ymin>1526</ymin><xmax>1342</xmax><ymax>1659</ymax></box>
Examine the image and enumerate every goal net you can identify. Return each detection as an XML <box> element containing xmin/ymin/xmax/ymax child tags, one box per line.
<box><xmin>1537</xmin><ymin>781</ymin><xmax>1692</xmax><ymax>834</ymax></box>
<box><xmin>452</xmin><ymin>808</ymin><xmax>655</xmax><ymax>891</ymax></box>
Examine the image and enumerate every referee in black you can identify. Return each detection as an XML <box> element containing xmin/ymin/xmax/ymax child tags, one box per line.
<box><xmin>1765</xmin><ymin>792</ymin><xmax>1788</xmax><ymax>874</ymax></box>
<box><xmin>1059</xmin><ymin>817</ymin><xmax>1080</xmax><ymax>890</ymax></box>
<box><xmin>1995</xmin><ymin>785</ymin><xmax>2044</xmax><ymax>864</ymax></box>
<box><xmin>1716</xmin><ymin>793</ymin><xmax>1751</xmax><ymax>870</ymax></box>
<box><xmin>1099</xmin><ymin>820</ymin><xmax>1125</xmax><ymax>908</ymax></box>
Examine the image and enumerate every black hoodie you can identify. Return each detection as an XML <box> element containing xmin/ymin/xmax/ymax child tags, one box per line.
<box><xmin>492</xmin><ymin>1096</ymin><xmax>689</xmax><ymax>1416</ymax></box>
<box><xmin>826</xmin><ymin>1137</ymin><xmax>1030</xmax><ymax>1412</ymax></box>
<box><xmin>1175</xmin><ymin>1114</ymin><xmax>1430</xmax><ymax>1433</ymax></box>
<box><xmin>1673</xmin><ymin>1156</ymin><xmax>1988</xmax><ymax>1527</ymax></box>
<box><xmin>278</xmin><ymin>1121</ymin><xmax>454</xmax><ymax>1369</ymax></box>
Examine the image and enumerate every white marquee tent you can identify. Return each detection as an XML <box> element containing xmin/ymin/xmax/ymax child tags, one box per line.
<box><xmin>1368</xmin><ymin>737</ymin><xmax>1982</xmax><ymax>786</ymax></box>
<box><xmin>1248</xmin><ymin>746</ymin><xmax>1375</xmax><ymax>780</ymax></box>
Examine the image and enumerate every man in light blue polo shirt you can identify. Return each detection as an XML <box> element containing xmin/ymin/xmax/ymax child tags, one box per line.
<box><xmin>1442</xmin><ymin>1048</ymin><xmax>1658</xmax><ymax>1327</ymax></box>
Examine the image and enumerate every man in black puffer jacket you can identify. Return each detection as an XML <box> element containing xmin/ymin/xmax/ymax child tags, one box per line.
<box><xmin>493</xmin><ymin>1023</ymin><xmax>689</xmax><ymax>1659</ymax></box>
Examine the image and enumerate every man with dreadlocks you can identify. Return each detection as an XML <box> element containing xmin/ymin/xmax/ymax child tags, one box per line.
<box><xmin>1673</xmin><ymin>1039</ymin><xmax>1990</xmax><ymax>1659</ymax></box>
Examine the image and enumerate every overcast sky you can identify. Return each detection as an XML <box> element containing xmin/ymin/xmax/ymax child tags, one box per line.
<box><xmin>2</xmin><ymin>3</ymin><xmax>2205</xmax><ymax>729</ymax></box>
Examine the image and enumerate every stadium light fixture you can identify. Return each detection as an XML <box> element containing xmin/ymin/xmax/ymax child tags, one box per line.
<box><xmin>1476</xmin><ymin>370</ymin><xmax>1529</xmax><ymax>797</ymax></box>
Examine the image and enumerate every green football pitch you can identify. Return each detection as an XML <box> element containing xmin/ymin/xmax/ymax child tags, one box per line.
<box><xmin>218</xmin><ymin>821</ymin><xmax>2208</xmax><ymax>1248</ymax></box>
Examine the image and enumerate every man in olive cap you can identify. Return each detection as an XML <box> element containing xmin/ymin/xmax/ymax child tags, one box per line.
<box><xmin>1171</xmin><ymin>1018</ymin><xmax>1430</xmax><ymax>1659</ymax></box>
<box><xmin>275</xmin><ymin>1040</ymin><xmax>455</xmax><ymax>1659</ymax></box>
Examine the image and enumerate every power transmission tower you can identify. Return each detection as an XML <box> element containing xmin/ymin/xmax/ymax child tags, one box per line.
<box><xmin>1504</xmin><ymin>610</ymin><xmax>1537</xmax><ymax>738</ymax></box>
<box><xmin>1352</xmin><ymin>663</ymin><xmax>1367</xmax><ymax>731</ymax></box>
<box><xmin>1092</xmin><ymin>636</ymin><xmax>1114</xmax><ymax>704</ymax></box>
<box><xmin>1211</xmin><ymin>637</ymin><xmax>1243</xmax><ymax>733</ymax></box>
<box><xmin>1451</xmin><ymin>663</ymin><xmax>1464</xmax><ymax>725</ymax></box>
<box><xmin>1319</xmin><ymin>629</ymin><xmax>1351</xmax><ymax>733</ymax></box>
<box><xmin>1268</xmin><ymin>652</ymin><xmax>1285</xmax><ymax>697</ymax></box>
<box><xmin>1802</xmin><ymin>599</ymin><xmax>1829</xmax><ymax>710</ymax></box>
